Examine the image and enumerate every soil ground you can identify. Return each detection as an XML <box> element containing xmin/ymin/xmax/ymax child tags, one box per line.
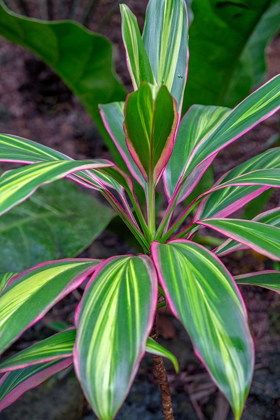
<box><xmin>0</xmin><ymin>1</ymin><xmax>280</xmax><ymax>419</ymax></box>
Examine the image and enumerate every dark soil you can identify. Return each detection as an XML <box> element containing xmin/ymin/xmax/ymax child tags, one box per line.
<box><xmin>0</xmin><ymin>1</ymin><xmax>280</xmax><ymax>419</ymax></box>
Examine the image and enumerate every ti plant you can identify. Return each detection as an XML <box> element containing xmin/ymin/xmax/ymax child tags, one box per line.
<box><xmin>0</xmin><ymin>1</ymin><xmax>279</xmax><ymax>419</ymax></box>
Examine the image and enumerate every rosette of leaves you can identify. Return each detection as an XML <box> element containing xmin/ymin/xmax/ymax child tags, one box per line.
<box><xmin>0</xmin><ymin>1</ymin><xmax>280</xmax><ymax>419</ymax></box>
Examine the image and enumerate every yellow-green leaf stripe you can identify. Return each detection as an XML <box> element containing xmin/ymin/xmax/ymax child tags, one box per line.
<box><xmin>74</xmin><ymin>255</ymin><xmax>157</xmax><ymax>420</ymax></box>
<box><xmin>0</xmin><ymin>259</ymin><xmax>100</xmax><ymax>354</ymax></box>
<box><xmin>121</xmin><ymin>5</ymin><xmax>155</xmax><ymax>89</ymax></box>
<box><xmin>152</xmin><ymin>240</ymin><xmax>254</xmax><ymax>420</ymax></box>
<box><xmin>143</xmin><ymin>0</ymin><xmax>188</xmax><ymax>110</ymax></box>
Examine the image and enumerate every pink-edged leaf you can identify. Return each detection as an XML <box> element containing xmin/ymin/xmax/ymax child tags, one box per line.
<box><xmin>142</xmin><ymin>0</ymin><xmax>189</xmax><ymax>112</ymax></box>
<box><xmin>0</xmin><ymin>272</ymin><xmax>17</xmax><ymax>293</ymax></box>
<box><xmin>151</xmin><ymin>240</ymin><xmax>254</xmax><ymax>420</ymax></box>
<box><xmin>0</xmin><ymin>159</ymin><xmax>113</xmax><ymax>216</ymax></box>
<box><xmin>163</xmin><ymin>167</ymin><xmax>280</xmax><ymax>241</ymax></box>
<box><xmin>0</xmin><ymin>133</ymin><xmax>136</xmax><ymax>202</ymax></box>
<box><xmin>120</xmin><ymin>4</ymin><xmax>155</xmax><ymax>90</ymax></box>
<box><xmin>124</xmin><ymin>83</ymin><xmax>178</xmax><ymax>184</ymax></box>
<box><xmin>168</xmin><ymin>75</ymin><xmax>280</xmax><ymax>204</ymax></box>
<box><xmin>99</xmin><ymin>102</ymin><xmax>146</xmax><ymax>187</ymax></box>
<box><xmin>235</xmin><ymin>271</ymin><xmax>280</xmax><ymax>293</ymax></box>
<box><xmin>164</xmin><ymin>105</ymin><xmax>230</xmax><ymax>202</ymax></box>
<box><xmin>195</xmin><ymin>148</ymin><xmax>280</xmax><ymax>220</ymax></box>
<box><xmin>0</xmin><ymin>329</ymin><xmax>76</xmax><ymax>373</ymax></box>
<box><xmin>215</xmin><ymin>206</ymin><xmax>280</xmax><ymax>257</ymax></box>
<box><xmin>199</xmin><ymin>218</ymin><xmax>280</xmax><ymax>261</ymax></box>
<box><xmin>0</xmin><ymin>133</ymin><xmax>104</xmax><ymax>190</ymax></box>
<box><xmin>0</xmin><ymin>358</ymin><xmax>73</xmax><ymax>412</ymax></box>
<box><xmin>74</xmin><ymin>255</ymin><xmax>157</xmax><ymax>420</ymax></box>
<box><xmin>0</xmin><ymin>258</ymin><xmax>100</xmax><ymax>355</ymax></box>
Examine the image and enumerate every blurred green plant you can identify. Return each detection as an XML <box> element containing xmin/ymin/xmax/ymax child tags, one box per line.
<box><xmin>183</xmin><ymin>0</ymin><xmax>280</xmax><ymax>111</ymax></box>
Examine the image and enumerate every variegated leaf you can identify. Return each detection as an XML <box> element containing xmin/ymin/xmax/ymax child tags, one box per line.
<box><xmin>145</xmin><ymin>337</ymin><xmax>179</xmax><ymax>373</ymax></box>
<box><xmin>0</xmin><ymin>259</ymin><xmax>100</xmax><ymax>354</ymax></box>
<box><xmin>0</xmin><ymin>133</ymin><xmax>102</xmax><ymax>190</ymax></box>
<box><xmin>121</xmin><ymin>5</ymin><xmax>155</xmax><ymax>89</ymax></box>
<box><xmin>0</xmin><ymin>134</ymin><xmax>133</xmax><ymax>196</ymax></box>
<box><xmin>170</xmin><ymin>75</ymin><xmax>280</xmax><ymax>203</ymax></box>
<box><xmin>164</xmin><ymin>105</ymin><xmax>230</xmax><ymax>201</ymax></box>
<box><xmin>142</xmin><ymin>0</ymin><xmax>188</xmax><ymax>111</ymax></box>
<box><xmin>199</xmin><ymin>218</ymin><xmax>280</xmax><ymax>261</ymax></box>
<box><xmin>0</xmin><ymin>359</ymin><xmax>73</xmax><ymax>412</ymax></box>
<box><xmin>160</xmin><ymin>168</ymin><xmax>280</xmax><ymax>241</ymax></box>
<box><xmin>235</xmin><ymin>271</ymin><xmax>280</xmax><ymax>293</ymax></box>
<box><xmin>99</xmin><ymin>102</ymin><xmax>146</xmax><ymax>187</ymax></box>
<box><xmin>0</xmin><ymin>329</ymin><xmax>76</xmax><ymax>373</ymax></box>
<box><xmin>195</xmin><ymin>148</ymin><xmax>280</xmax><ymax>220</ymax></box>
<box><xmin>0</xmin><ymin>272</ymin><xmax>17</xmax><ymax>293</ymax></box>
<box><xmin>0</xmin><ymin>133</ymin><xmax>70</xmax><ymax>163</ymax></box>
<box><xmin>209</xmin><ymin>168</ymin><xmax>280</xmax><ymax>191</ymax></box>
<box><xmin>0</xmin><ymin>329</ymin><xmax>178</xmax><ymax>377</ymax></box>
<box><xmin>0</xmin><ymin>159</ymin><xmax>112</xmax><ymax>216</ymax></box>
<box><xmin>124</xmin><ymin>83</ymin><xmax>178</xmax><ymax>183</ymax></box>
<box><xmin>74</xmin><ymin>255</ymin><xmax>157</xmax><ymax>420</ymax></box>
<box><xmin>216</xmin><ymin>206</ymin><xmax>280</xmax><ymax>257</ymax></box>
<box><xmin>151</xmin><ymin>240</ymin><xmax>253</xmax><ymax>420</ymax></box>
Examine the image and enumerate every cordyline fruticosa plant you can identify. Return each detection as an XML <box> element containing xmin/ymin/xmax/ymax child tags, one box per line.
<box><xmin>0</xmin><ymin>1</ymin><xmax>279</xmax><ymax>419</ymax></box>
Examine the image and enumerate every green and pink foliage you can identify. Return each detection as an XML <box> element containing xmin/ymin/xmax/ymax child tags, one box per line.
<box><xmin>0</xmin><ymin>1</ymin><xmax>279</xmax><ymax>419</ymax></box>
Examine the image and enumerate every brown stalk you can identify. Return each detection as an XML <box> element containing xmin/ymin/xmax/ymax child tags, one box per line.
<box><xmin>151</xmin><ymin>316</ymin><xmax>174</xmax><ymax>420</ymax></box>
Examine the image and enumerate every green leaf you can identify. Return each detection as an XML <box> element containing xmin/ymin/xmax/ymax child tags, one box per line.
<box><xmin>223</xmin><ymin>1</ymin><xmax>280</xmax><ymax>106</ymax></box>
<box><xmin>0</xmin><ymin>3</ymin><xmax>126</xmax><ymax>164</ymax></box>
<box><xmin>0</xmin><ymin>159</ymin><xmax>112</xmax><ymax>216</ymax></box>
<box><xmin>99</xmin><ymin>102</ymin><xmax>146</xmax><ymax>188</ymax></box>
<box><xmin>235</xmin><ymin>271</ymin><xmax>280</xmax><ymax>293</ymax></box>
<box><xmin>120</xmin><ymin>5</ymin><xmax>155</xmax><ymax>89</ymax></box>
<box><xmin>0</xmin><ymin>359</ymin><xmax>73</xmax><ymax>412</ymax></box>
<box><xmin>0</xmin><ymin>258</ymin><xmax>100</xmax><ymax>354</ymax></box>
<box><xmin>74</xmin><ymin>255</ymin><xmax>157</xmax><ymax>420</ymax></box>
<box><xmin>236</xmin><ymin>0</ymin><xmax>280</xmax><ymax>89</ymax></box>
<box><xmin>124</xmin><ymin>83</ymin><xmax>178</xmax><ymax>183</ymax></box>
<box><xmin>142</xmin><ymin>0</ymin><xmax>188</xmax><ymax>111</ymax></box>
<box><xmin>164</xmin><ymin>105</ymin><xmax>230</xmax><ymax>200</ymax></box>
<box><xmin>183</xmin><ymin>0</ymin><xmax>277</xmax><ymax>111</ymax></box>
<box><xmin>196</xmin><ymin>148</ymin><xmax>280</xmax><ymax>220</ymax></box>
<box><xmin>151</xmin><ymin>240</ymin><xmax>253</xmax><ymax>420</ymax></box>
<box><xmin>215</xmin><ymin>206</ymin><xmax>280</xmax><ymax>257</ymax></box>
<box><xmin>0</xmin><ymin>180</ymin><xmax>113</xmax><ymax>272</ymax></box>
<box><xmin>200</xmin><ymin>218</ymin><xmax>280</xmax><ymax>261</ymax></box>
<box><xmin>0</xmin><ymin>272</ymin><xmax>16</xmax><ymax>293</ymax></box>
<box><xmin>0</xmin><ymin>329</ymin><xmax>76</xmax><ymax>372</ymax></box>
<box><xmin>145</xmin><ymin>337</ymin><xmax>179</xmax><ymax>373</ymax></box>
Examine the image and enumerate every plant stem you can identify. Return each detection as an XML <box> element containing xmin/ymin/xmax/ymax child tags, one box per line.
<box><xmin>151</xmin><ymin>317</ymin><xmax>174</xmax><ymax>420</ymax></box>
<box><xmin>127</xmin><ymin>190</ymin><xmax>152</xmax><ymax>242</ymax></box>
<box><xmin>148</xmin><ymin>178</ymin><xmax>156</xmax><ymax>239</ymax></box>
